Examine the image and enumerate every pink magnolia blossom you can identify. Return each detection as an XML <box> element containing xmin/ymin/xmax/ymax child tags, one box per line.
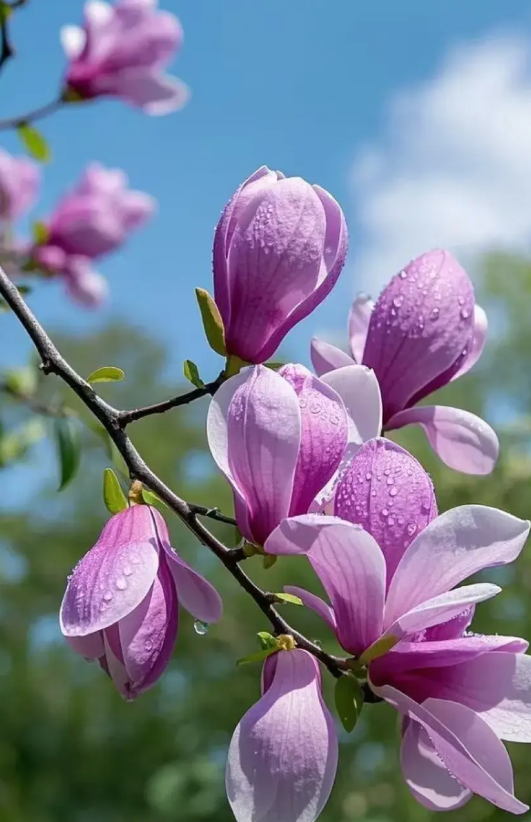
<box><xmin>0</xmin><ymin>147</ymin><xmax>40</xmax><ymax>221</ymax></box>
<box><xmin>61</xmin><ymin>0</ymin><xmax>188</xmax><ymax>114</ymax></box>
<box><xmin>213</xmin><ymin>166</ymin><xmax>348</xmax><ymax>364</ymax></box>
<box><xmin>207</xmin><ymin>363</ymin><xmax>384</xmax><ymax>546</ymax></box>
<box><xmin>30</xmin><ymin>163</ymin><xmax>154</xmax><ymax>306</ymax></box>
<box><xmin>311</xmin><ymin>249</ymin><xmax>498</xmax><ymax>474</ymax></box>
<box><xmin>60</xmin><ymin>504</ymin><xmax>222</xmax><ymax>699</ymax></box>
<box><xmin>226</xmin><ymin>648</ymin><xmax>337</xmax><ymax>822</ymax></box>
<box><xmin>265</xmin><ymin>440</ymin><xmax>531</xmax><ymax>813</ymax></box>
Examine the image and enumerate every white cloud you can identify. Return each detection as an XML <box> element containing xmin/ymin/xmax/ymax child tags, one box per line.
<box><xmin>352</xmin><ymin>33</ymin><xmax>531</xmax><ymax>295</ymax></box>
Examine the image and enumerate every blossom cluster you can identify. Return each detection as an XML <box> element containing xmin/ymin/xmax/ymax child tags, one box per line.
<box><xmin>59</xmin><ymin>160</ymin><xmax>531</xmax><ymax>821</ymax></box>
<box><xmin>0</xmin><ymin>0</ymin><xmax>187</xmax><ymax>305</ymax></box>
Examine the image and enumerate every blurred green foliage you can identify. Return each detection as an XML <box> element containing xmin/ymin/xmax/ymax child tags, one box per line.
<box><xmin>0</xmin><ymin>255</ymin><xmax>529</xmax><ymax>821</ymax></box>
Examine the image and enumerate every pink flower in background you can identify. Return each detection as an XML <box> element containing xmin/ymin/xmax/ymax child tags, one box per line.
<box><xmin>0</xmin><ymin>147</ymin><xmax>40</xmax><ymax>221</ymax></box>
<box><xmin>30</xmin><ymin>163</ymin><xmax>154</xmax><ymax>306</ymax></box>
<box><xmin>311</xmin><ymin>249</ymin><xmax>498</xmax><ymax>474</ymax></box>
<box><xmin>60</xmin><ymin>504</ymin><xmax>222</xmax><ymax>699</ymax></box>
<box><xmin>213</xmin><ymin>166</ymin><xmax>348</xmax><ymax>364</ymax></box>
<box><xmin>61</xmin><ymin>0</ymin><xmax>188</xmax><ymax>114</ymax></box>
<box><xmin>207</xmin><ymin>363</ymin><xmax>384</xmax><ymax>546</ymax></box>
<box><xmin>226</xmin><ymin>649</ymin><xmax>338</xmax><ymax>822</ymax></box>
<box><xmin>264</xmin><ymin>439</ymin><xmax>531</xmax><ymax>813</ymax></box>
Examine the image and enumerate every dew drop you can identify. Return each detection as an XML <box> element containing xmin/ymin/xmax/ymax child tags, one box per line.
<box><xmin>123</xmin><ymin>565</ymin><xmax>133</xmax><ymax>577</ymax></box>
<box><xmin>194</xmin><ymin>620</ymin><xmax>209</xmax><ymax>636</ymax></box>
<box><xmin>388</xmin><ymin>516</ymin><xmax>395</xmax><ymax>526</ymax></box>
<box><xmin>115</xmin><ymin>577</ymin><xmax>127</xmax><ymax>591</ymax></box>
<box><xmin>399</xmin><ymin>271</ymin><xmax>408</xmax><ymax>279</ymax></box>
<box><xmin>406</xmin><ymin>523</ymin><xmax>417</xmax><ymax>537</ymax></box>
<box><xmin>144</xmin><ymin>639</ymin><xmax>153</xmax><ymax>652</ymax></box>
<box><xmin>382</xmin><ymin>508</ymin><xmax>389</xmax><ymax>517</ymax></box>
<box><xmin>386</xmin><ymin>477</ymin><xmax>394</xmax><ymax>486</ymax></box>
<box><xmin>365</xmin><ymin>472</ymin><xmax>372</xmax><ymax>481</ymax></box>
<box><xmin>103</xmin><ymin>591</ymin><xmax>113</xmax><ymax>602</ymax></box>
<box><xmin>389</xmin><ymin>487</ymin><xmax>398</xmax><ymax>497</ymax></box>
<box><xmin>430</xmin><ymin>307</ymin><xmax>439</xmax><ymax>321</ymax></box>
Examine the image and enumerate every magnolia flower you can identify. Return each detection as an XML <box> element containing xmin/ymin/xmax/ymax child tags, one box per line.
<box><xmin>29</xmin><ymin>164</ymin><xmax>154</xmax><ymax>306</ymax></box>
<box><xmin>60</xmin><ymin>504</ymin><xmax>222</xmax><ymax>699</ymax></box>
<box><xmin>207</xmin><ymin>363</ymin><xmax>382</xmax><ymax>546</ymax></box>
<box><xmin>61</xmin><ymin>0</ymin><xmax>188</xmax><ymax>114</ymax></box>
<box><xmin>311</xmin><ymin>249</ymin><xmax>498</xmax><ymax>474</ymax></box>
<box><xmin>0</xmin><ymin>147</ymin><xmax>40</xmax><ymax>221</ymax></box>
<box><xmin>213</xmin><ymin>166</ymin><xmax>348</xmax><ymax>364</ymax></box>
<box><xmin>226</xmin><ymin>648</ymin><xmax>337</xmax><ymax>822</ymax></box>
<box><xmin>265</xmin><ymin>441</ymin><xmax>531</xmax><ymax>813</ymax></box>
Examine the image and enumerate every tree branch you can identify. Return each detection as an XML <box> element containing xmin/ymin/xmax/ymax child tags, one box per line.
<box><xmin>0</xmin><ymin>266</ymin><xmax>346</xmax><ymax>678</ymax></box>
<box><xmin>0</xmin><ymin>380</ymin><xmax>67</xmax><ymax>418</ymax></box>
<box><xmin>0</xmin><ymin>98</ymin><xmax>63</xmax><ymax>131</ymax></box>
<box><xmin>118</xmin><ymin>373</ymin><xmax>225</xmax><ymax>426</ymax></box>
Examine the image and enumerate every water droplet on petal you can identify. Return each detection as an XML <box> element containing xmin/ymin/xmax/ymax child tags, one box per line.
<box><xmin>103</xmin><ymin>591</ymin><xmax>113</xmax><ymax>602</ymax></box>
<box><xmin>115</xmin><ymin>577</ymin><xmax>127</xmax><ymax>591</ymax></box>
<box><xmin>389</xmin><ymin>487</ymin><xmax>398</xmax><ymax>497</ymax></box>
<box><xmin>144</xmin><ymin>639</ymin><xmax>153</xmax><ymax>652</ymax></box>
<box><xmin>460</xmin><ymin>308</ymin><xmax>470</xmax><ymax>320</ymax></box>
<box><xmin>194</xmin><ymin>620</ymin><xmax>209</xmax><ymax>636</ymax></box>
<box><xmin>123</xmin><ymin>565</ymin><xmax>133</xmax><ymax>577</ymax></box>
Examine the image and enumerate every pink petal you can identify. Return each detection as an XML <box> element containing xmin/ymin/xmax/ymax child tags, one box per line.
<box><xmin>60</xmin><ymin>25</ymin><xmax>87</xmax><ymax>59</ymax></box>
<box><xmin>65</xmin><ymin>630</ymin><xmax>104</xmax><ymax>660</ymax></box>
<box><xmin>424</xmin><ymin>605</ymin><xmax>475</xmax><ymax>641</ymax></box>
<box><xmin>362</xmin><ymin>250</ymin><xmax>475</xmax><ymax>423</ymax></box>
<box><xmin>419</xmin><ymin>652</ymin><xmax>531</xmax><ymax>742</ymax></box>
<box><xmin>267</xmin><ymin>515</ymin><xmax>385</xmax><ymax>655</ymax></box>
<box><xmin>383</xmin><ymin>583</ymin><xmax>500</xmax><ymax>639</ymax></box>
<box><xmin>310</xmin><ymin>338</ymin><xmax>353</xmax><ymax>376</ymax></box>
<box><xmin>386</xmin><ymin>405</ymin><xmax>499</xmax><ymax>475</ymax></box>
<box><xmin>335</xmin><ymin>438</ymin><xmax>437</xmax><ymax>585</ymax></box>
<box><xmin>101</xmin><ymin>629</ymin><xmax>130</xmax><ymax>699</ymax></box>
<box><xmin>320</xmin><ymin>365</ymin><xmax>382</xmax><ymax>444</ymax></box>
<box><xmin>223</xmin><ymin>178</ymin><xmax>328</xmax><ymax>362</ymax></box>
<box><xmin>385</xmin><ymin>506</ymin><xmax>530</xmax><ymax>625</ymax></box>
<box><xmin>283</xmin><ymin>586</ymin><xmax>337</xmax><ymax>633</ymax></box>
<box><xmin>213</xmin><ymin>167</ymin><xmax>279</xmax><ymax>323</ymax></box>
<box><xmin>60</xmin><ymin>506</ymin><xmax>160</xmax><ymax>637</ymax></box>
<box><xmin>118</xmin><ymin>553</ymin><xmax>178</xmax><ymax>695</ymax></box>
<box><xmin>226</xmin><ymin>649</ymin><xmax>338</xmax><ymax>822</ymax></box>
<box><xmin>207</xmin><ymin>367</ymin><xmax>301</xmax><ymax>544</ymax></box>
<box><xmin>284</xmin><ymin>373</ymin><xmax>348</xmax><ymax>516</ymax></box>
<box><xmin>162</xmin><ymin>545</ymin><xmax>222</xmax><ymax>623</ymax></box>
<box><xmin>401</xmin><ymin>721</ymin><xmax>472</xmax><ymax>810</ymax></box>
<box><xmin>451</xmin><ymin>304</ymin><xmax>488</xmax><ymax>381</ymax></box>
<box><xmin>108</xmin><ymin>70</ymin><xmax>189</xmax><ymax>113</ymax></box>
<box><xmin>373</xmin><ymin>685</ymin><xmax>527</xmax><ymax>814</ymax></box>
<box><xmin>348</xmin><ymin>293</ymin><xmax>374</xmax><ymax>362</ymax></box>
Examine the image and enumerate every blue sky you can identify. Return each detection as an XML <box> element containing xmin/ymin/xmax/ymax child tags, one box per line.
<box><xmin>0</xmin><ymin>0</ymin><xmax>530</xmax><ymax>381</ymax></box>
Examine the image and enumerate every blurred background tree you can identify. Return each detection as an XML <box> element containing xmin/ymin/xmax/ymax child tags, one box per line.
<box><xmin>0</xmin><ymin>251</ymin><xmax>529</xmax><ymax>822</ymax></box>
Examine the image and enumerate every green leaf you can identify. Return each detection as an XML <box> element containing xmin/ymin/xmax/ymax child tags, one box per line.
<box><xmin>237</xmin><ymin>648</ymin><xmax>278</xmax><ymax>667</ymax></box>
<box><xmin>0</xmin><ymin>419</ymin><xmax>45</xmax><ymax>464</ymax></box>
<box><xmin>195</xmin><ymin>288</ymin><xmax>226</xmax><ymax>356</ymax></box>
<box><xmin>274</xmin><ymin>592</ymin><xmax>303</xmax><ymax>606</ymax></box>
<box><xmin>141</xmin><ymin>488</ymin><xmax>168</xmax><ymax>512</ymax></box>
<box><xmin>359</xmin><ymin>635</ymin><xmax>399</xmax><ymax>665</ymax></box>
<box><xmin>334</xmin><ymin>675</ymin><xmax>363</xmax><ymax>733</ymax></box>
<box><xmin>54</xmin><ymin>416</ymin><xmax>80</xmax><ymax>490</ymax></box>
<box><xmin>2</xmin><ymin>366</ymin><xmax>37</xmax><ymax>397</ymax></box>
<box><xmin>32</xmin><ymin>220</ymin><xmax>49</xmax><ymax>245</ymax></box>
<box><xmin>0</xmin><ymin>3</ymin><xmax>13</xmax><ymax>22</ymax></box>
<box><xmin>86</xmin><ymin>366</ymin><xmax>125</xmax><ymax>384</ymax></box>
<box><xmin>183</xmin><ymin>359</ymin><xmax>205</xmax><ymax>389</ymax></box>
<box><xmin>103</xmin><ymin>468</ymin><xmax>128</xmax><ymax>515</ymax></box>
<box><xmin>262</xmin><ymin>554</ymin><xmax>277</xmax><ymax>570</ymax></box>
<box><xmin>257</xmin><ymin>631</ymin><xmax>278</xmax><ymax>651</ymax></box>
<box><xmin>265</xmin><ymin>362</ymin><xmax>285</xmax><ymax>371</ymax></box>
<box><xmin>17</xmin><ymin>124</ymin><xmax>51</xmax><ymax>163</ymax></box>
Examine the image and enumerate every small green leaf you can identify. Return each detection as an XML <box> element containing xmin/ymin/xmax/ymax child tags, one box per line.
<box><xmin>54</xmin><ymin>416</ymin><xmax>80</xmax><ymax>490</ymax></box>
<box><xmin>17</xmin><ymin>124</ymin><xmax>51</xmax><ymax>163</ymax></box>
<box><xmin>262</xmin><ymin>554</ymin><xmax>277</xmax><ymax>570</ymax></box>
<box><xmin>86</xmin><ymin>366</ymin><xmax>125</xmax><ymax>384</ymax></box>
<box><xmin>103</xmin><ymin>468</ymin><xmax>128</xmax><ymax>515</ymax></box>
<box><xmin>257</xmin><ymin>631</ymin><xmax>278</xmax><ymax>651</ymax></box>
<box><xmin>334</xmin><ymin>675</ymin><xmax>363</xmax><ymax>733</ymax></box>
<box><xmin>265</xmin><ymin>362</ymin><xmax>285</xmax><ymax>371</ymax></box>
<box><xmin>141</xmin><ymin>488</ymin><xmax>168</xmax><ymax>512</ymax></box>
<box><xmin>0</xmin><ymin>4</ymin><xmax>13</xmax><ymax>22</ymax></box>
<box><xmin>0</xmin><ymin>419</ymin><xmax>45</xmax><ymax>464</ymax></box>
<box><xmin>359</xmin><ymin>635</ymin><xmax>399</xmax><ymax>665</ymax></box>
<box><xmin>274</xmin><ymin>592</ymin><xmax>303</xmax><ymax>606</ymax></box>
<box><xmin>237</xmin><ymin>648</ymin><xmax>278</xmax><ymax>667</ymax></box>
<box><xmin>32</xmin><ymin>220</ymin><xmax>49</xmax><ymax>245</ymax></box>
<box><xmin>183</xmin><ymin>359</ymin><xmax>205</xmax><ymax>388</ymax></box>
<box><xmin>2</xmin><ymin>366</ymin><xmax>37</xmax><ymax>396</ymax></box>
<box><xmin>195</xmin><ymin>288</ymin><xmax>226</xmax><ymax>356</ymax></box>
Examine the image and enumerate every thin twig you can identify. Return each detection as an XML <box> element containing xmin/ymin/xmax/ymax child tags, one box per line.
<box><xmin>0</xmin><ymin>380</ymin><xmax>68</xmax><ymax>418</ymax></box>
<box><xmin>119</xmin><ymin>374</ymin><xmax>225</xmax><ymax>426</ymax></box>
<box><xmin>0</xmin><ymin>266</ymin><xmax>345</xmax><ymax>678</ymax></box>
<box><xmin>0</xmin><ymin>98</ymin><xmax>63</xmax><ymax>131</ymax></box>
<box><xmin>189</xmin><ymin>504</ymin><xmax>237</xmax><ymax>527</ymax></box>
